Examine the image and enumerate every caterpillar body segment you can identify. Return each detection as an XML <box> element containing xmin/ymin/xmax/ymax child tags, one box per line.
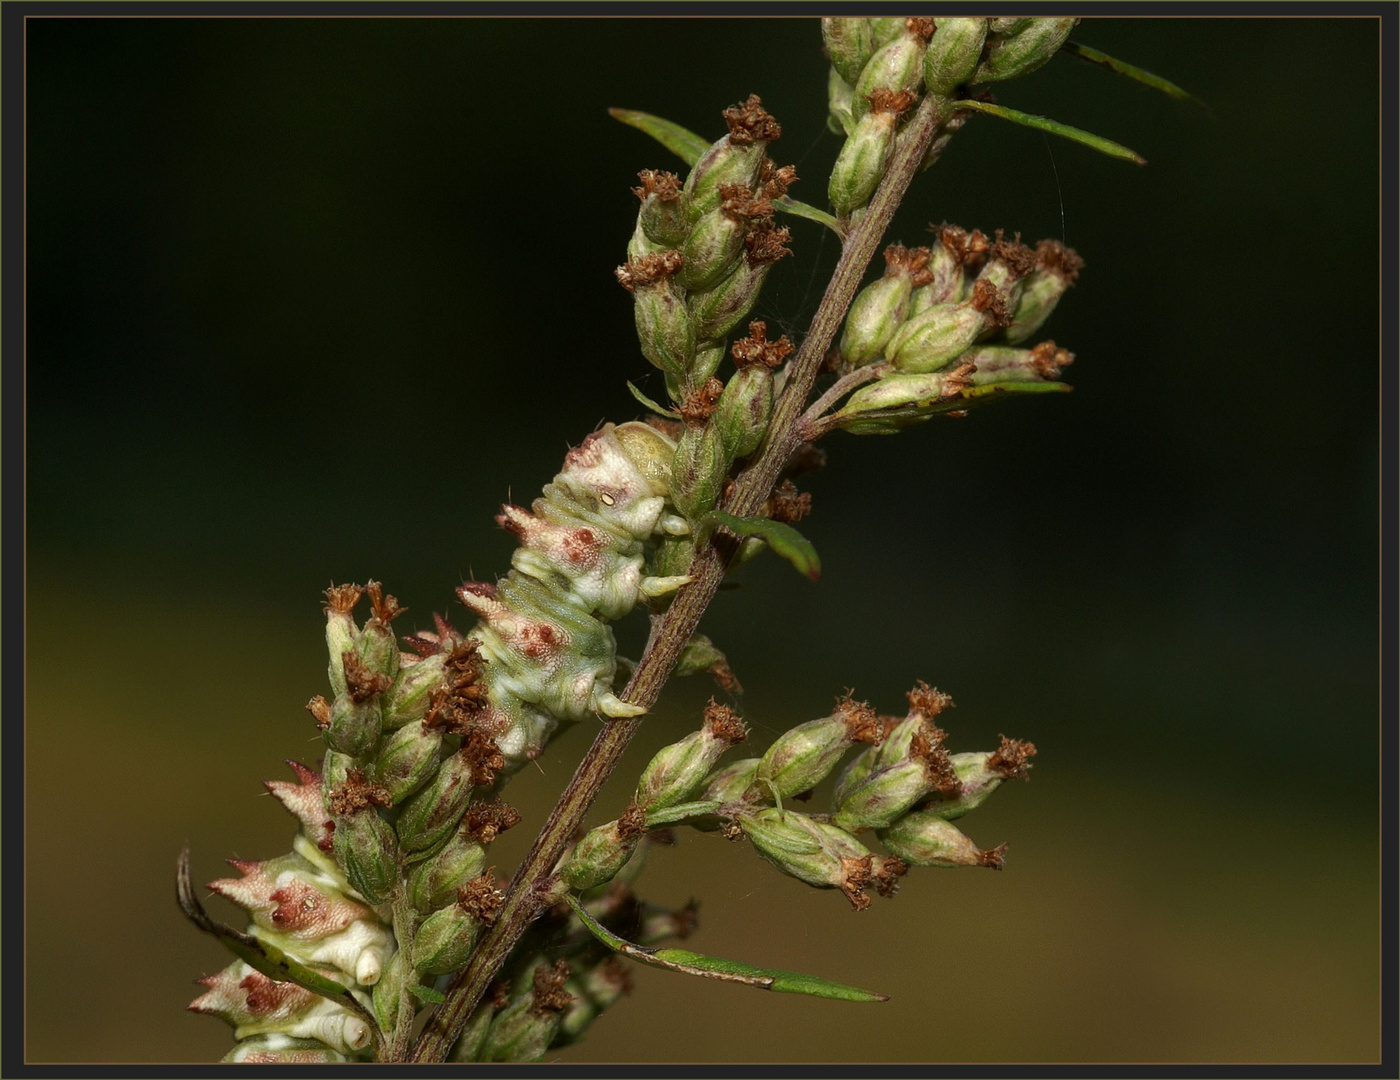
<box><xmin>459</xmin><ymin>422</ymin><xmax>688</xmax><ymax>769</ymax></box>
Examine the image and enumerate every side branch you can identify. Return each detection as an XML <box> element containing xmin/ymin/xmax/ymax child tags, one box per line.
<box><xmin>410</xmin><ymin>92</ymin><xmax>954</xmax><ymax>1064</ymax></box>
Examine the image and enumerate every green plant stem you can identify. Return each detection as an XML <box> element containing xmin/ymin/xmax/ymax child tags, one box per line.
<box><xmin>387</xmin><ymin>893</ymin><xmax>417</xmax><ymax>1061</ymax></box>
<box><xmin>408</xmin><ymin>91</ymin><xmax>954</xmax><ymax>1064</ymax></box>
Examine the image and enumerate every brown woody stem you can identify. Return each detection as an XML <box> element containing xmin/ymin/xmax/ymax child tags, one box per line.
<box><xmin>409</xmin><ymin>92</ymin><xmax>954</xmax><ymax>1064</ymax></box>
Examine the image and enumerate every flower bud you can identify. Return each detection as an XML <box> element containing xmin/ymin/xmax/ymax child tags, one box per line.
<box><xmin>869</xmin><ymin>16</ymin><xmax>907</xmax><ymax>47</ymax></box>
<box><xmin>480</xmin><ymin>961</ymin><xmax>574</xmax><ymax>1063</ymax></box>
<box><xmin>332</xmin><ymin>807</ymin><xmax>398</xmax><ymax>905</ymax></box>
<box><xmin>679</xmin><ymin>197</ymin><xmax>753</xmax><ymax>293</ymax></box>
<box><xmin>829</xmin><ymin>107</ymin><xmax>897</xmax><ymax>217</ymax></box>
<box><xmin>448</xmin><ymin>1000</ymin><xmax>497</xmax><ymax>1063</ymax></box>
<box><xmin>636</xmin><ymin>701</ymin><xmax>748</xmax><ymax>812</ymax></box>
<box><xmin>832</xmin><ymin>364</ymin><xmax>976</xmax><ymax>434</ymax></box>
<box><xmin>371</xmin><ymin>949</ymin><xmax>411</xmax><ymax>1035</ymax></box>
<box><xmin>714</xmin><ymin>365</ymin><xmax>774</xmax><ymax>460</ymax></box>
<box><xmin>701</xmin><ymin>756</ymin><xmax>761</xmax><ymax>804</ymax></box>
<box><xmin>1005</xmin><ymin>239</ymin><xmax>1083</xmax><ymax>343</ymax></box>
<box><xmin>918</xmin><ymin>736</ymin><xmax>1037</xmax><ymax>819</ymax></box>
<box><xmin>840</xmin><ymin>244</ymin><xmax>932</xmax><ymax>365</ymax></box>
<box><xmin>911</xmin><ymin>238</ymin><xmax>967</xmax><ymax>313</ymax></box>
<box><xmin>833</xmin><ymin>723</ymin><xmax>961</xmax><ymax>833</ymax></box>
<box><xmin>321</xmin><ymin>750</ymin><xmax>354</xmax><ymax>799</ymax></box>
<box><xmin>822</xmin><ymin>17</ymin><xmax>873</xmax><ymax>85</ymax></box>
<box><xmin>683</xmin><ymin>95</ymin><xmax>780</xmax><ymax>221</ymax></box>
<box><xmin>325</xmin><ymin>693</ymin><xmax>383</xmax><ymax>758</ymax></box>
<box><xmin>634</xmin><ymin>169</ymin><xmax>688</xmax><ymax>248</ymax></box>
<box><xmin>412</xmin><ymin>903</ymin><xmax>481</xmax><ymax>975</ymax></box>
<box><xmin>752</xmin><ymin>695</ymin><xmax>880</xmax><ymax>800</ymax></box>
<box><xmin>687</xmin><ymin>222</ymin><xmax>791</xmax><ymax>341</ymax></box>
<box><xmin>827</xmin><ymin>65</ymin><xmax>856</xmax><ymax>136</ymax></box>
<box><xmin>381</xmin><ymin>653</ymin><xmax>447</xmax><ymax>730</ymax></box>
<box><xmin>879</xmin><ymin>810</ymin><xmax>1006</xmax><ymax>868</ymax></box>
<box><xmin>974</xmin><ymin>18</ymin><xmax>1076</xmax><ymax>84</ymax></box>
<box><xmin>560</xmin><ymin>804</ymin><xmax>648</xmax><ymax>891</ymax></box>
<box><xmin>407</xmin><ymin>833</ymin><xmax>488</xmax><ymax>912</ymax></box>
<box><xmin>223</xmin><ymin>1033</ymin><xmax>352</xmax><ymax>1064</ymax></box>
<box><xmin>923</xmin><ymin>17</ymin><xmax>988</xmax><ymax>95</ymax></box>
<box><xmin>963</xmin><ymin>342</ymin><xmax>1075</xmax><ymax>385</ymax></box>
<box><xmin>395</xmin><ymin>748</ymin><xmax>477</xmax><ymax>853</ymax></box>
<box><xmin>885</xmin><ymin>296</ymin><xmax>990</xmax><ymax>373</ymax></box>
<box><xmin>669</xmin><ymin>420</ymin><xmax>728</xmax><ymax>520</ymax></box>
<box><xmin>369</xmin><ymin>719</ymin><xmax>443</xmax><ymax>804</ymax></box>
<box><xmin>851</xmin><ymin>20</ymin><xmax>932</xmax><ymax>123</ymax></box>
<box><xmin>618</xmin><ymin>251</ymin><xmax>695</xmax><ymax>377</ymax></box>
<box><xmin>739</xmin><ymin>808</ymin><xmax>877</xmax><ymax>910</ymax></box>
<box><xmin>323</xmin><ymin>583</ymin><xmax>363</xmax><ymax>698</ymax></box>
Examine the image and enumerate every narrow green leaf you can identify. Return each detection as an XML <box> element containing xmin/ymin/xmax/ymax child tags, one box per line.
<box><xmin>409</xmin><ymin>984</ymin><xmax>447</xmax><ymax>1004</ymax></box>
<box><xmin>775</xmin><ymin>196</ymin><xmax>845</xmax><ymax>237</ymax></box>
<box><xmin>627</xmin><ymin>380</ymin><xmax>680</xmax><ymax>418</ymax></box>
<box><xmin>958</xmin><ymin>99</ymin><xmax>1146</xmax><ymax>165</ymax></box>
<box><xmin>175</xmin><ymin>845</ymin><xmax>382</xmax><ymax>1044</ymax></box>
<box><xmin>608</xmin><ymin>108</ymin><xmax>708</xmax><ymax>167</ymax></box>
<box><xmin>1062</xmin><ymin>41</ymin><xmax>1208</xmax><ymax>110</ymax></box>
<box><xmin>643</xmin><ymin>799</ymin><xmax>723</xmax><ymax>829</ymax></box>
<box><xmin>564</xmin><ymin>895</ymin><xmax>887</xmax><ymax>1003</ymax></box>
<box><xmin>702</xmin><ymin>510</ymin><xmax>821</xmax><ymax>581</ymax></box>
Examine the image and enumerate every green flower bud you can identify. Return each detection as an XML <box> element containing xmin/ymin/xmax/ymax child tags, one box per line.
<box><xmin>739</xmin><ymin>807</ymin><xmax>878</xmax><ymax>910</ymax></box>
<box><xmin>395</xmin><ymin>749</ymin><xmax>476</xmax><ymax>853</ymax></box>
<box><xmin>321</xmin><ymin>750</ymin><xmax>354</xmax><ymax>798</ymax></box>
<box><xmin>381</xmin><ymin>653</ymin><xmax>447</xmax><ymax>730</ymax></box>
<box><xmin>687</xmin><ymin>221</ymin><xmax>791</xmax><ymax>341</ymax></box>
<box><xmin>480</xmin><ymin>961</ymin><xmax>573</xmax><ymax>1063</ymax></box>
<box><xmin>448</xmin><ymin>1000</ymin><xmax>497</xmax><ymax>1063</ymax></box>
<box><xmin>973</xmin><ymin>18</ymin><xmax>1076</xmax><ymax>84</ymax></box>
<box><xmin>989</xmin><ymin>17</ymin><xmax>1033</xmax><ymax>35</ymax></box>
<box><xmin>1004</xmin><ymin>239</ymin><xmax>1084</xmax><ymax>343</ymax></box>
<box><xmin>822</xmin><ymin>17</ymin><xmax>873</xmax><ymax>85</ymax></box>
<box><xmin>617</xmin><ymin>251</ymin><xmax>695</xmax><ymax>377</ymax></box>
<box><xmin>831</xmin><ymin>742</ymin><xmax>880</xmax><ymax>810</ymax></box>
<box><xmin>885</xmin><ymin>296</ymin><xmax>990</xmax><ymax>373</ymax></box>
<box><xmin>963</xmin><ymin>342</ymin><xmax>1075</xmax><ymax>385</ymax></box>
<box><xmin>829</xmin><ymin>107</ymin><xmax>897</xmax><ymax>217</ymax></box>
<box><xmin>827</xmin><ymin>65</ymin><xmax>856</xmax><ymax>136</ymax></box>
<box><xmin>355</xmin><ymin>623</ymin><xmax>400</xmax><ymax>684</ymax></box>
<box><xmin>752</xmin><ymin>695</ymin><xmax>881</xmax><ymax>800</ymax></box>
<box><xmin>332</xmin><ymin>807</ymin><xmax>398</xmax><ymax>905</ymax></box>
<box><xmin>923</xmin><ymin>17</ymin><xmax>988</xmax><ymax>95</ymax></box>
<box><xmin>369</xmin><ymin>719</ymin><xmax>443</xmax><ymax>804</ymax></box>
<box><xmin>626</xmin><ymin>220</ymin><xmax>665</xmax><ymax>260</ymax></box>
<box><xmin>323</xmin><ymin>584</ymin><xmax>363</xmax><ymax>699</ymax></box>
<box><xmin>634</xmin><ymin>169</ymin><xmax>688</xmax><ymax>247</ymax></box>
<box><xmin>683</xmin><ymin>95</ymin><xmax>780</xmax><ymax>221</ymax></box>
<box><xmin>851</xmin><ymin>20</ymin><xmax>932</xmax><ymax>123</ymax></box>
<box><xmin>832</xmin><ymin>722</ymin><xmax>961</xmax><ymax>833</ymax></box>
<box><xmin>833</xmin><ymin>365</ymin><xmax>976</xmax><ymax>434</ymax></box>
<box><xmin>702</xmin><ymin>756</ymin><xmax>761</xmax><ymax>804</ymax></box>
<box><xmin>714</xmin><ymin>365</ymin><xmax>773</xmax><ymax>459</ymax></box>
<box><xmin>916</xmin><ymin>737</ymin><xmax>1036</xmax><ymax>820</ymax></box>
<box><xmin>407</xmin><ymin>833</ymin><xmax>488</xmax><ymax>913</ymax></box>
<box><xmin>879</xmin><ymin>810</ymin><xmax>1006</xmax><ymax>868</ymax></box>
<box><xmin>371</xmin><ymin>949</ymin><xmax>411</xmax><ymax>1036</ymax></box>
<box><xmin>636</xmin><ymin>700</ymin><xmax>748</xmax><ymax>813</ymax></box>
<box><xmin>560</xmin><ymin>804</ymin><xmax>647</xmax><ymax>891</ymax></box>
<box><xmin>669</xmin><ymin>420</ymin><xmax>728</xmax><ymax>520</ymax></box>
<box><xmin>869</xmin><ymin>16</ymin><xmax>907</xmax><ymax>48</ymax></box>
<box><xmin>412</xmin><ymin>903</ymin><xmax>481</xmax><ymax>975</ymax></box>
<box><xmin>910</xmin><ymin>235</ymin><xmax>967</xmax><ymax>312</ymax></box>
<box><xmin>325</xmin><ymin>693</ymin><xmax>383</xmax><ymax>758</ymax></box>
<box><xmin>679</xmin><ymin>197</ymin><xmax>752</xmax><ymax>292</ymax></box>
<box><xmin>840</xmin><ymin>244</ymin><xmax>933</xmax><ymax>366</ymax></box>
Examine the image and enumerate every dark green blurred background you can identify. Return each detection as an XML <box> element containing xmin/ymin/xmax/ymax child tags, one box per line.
<box><xmin>26</xmin><ymin>16</ymin><xmax>1379</xmax><ymax>1064</ymax></box>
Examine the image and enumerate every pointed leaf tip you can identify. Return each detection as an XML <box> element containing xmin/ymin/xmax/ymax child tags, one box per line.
<box><xmin>958</xmin><ymin>99</ymin><xmax>1146</xmax><ymax>165</ymax></box>
<box><xmin>702</xmin><ymin>510</ymin><xmax>821</xmax><ymax>581</ymax></box>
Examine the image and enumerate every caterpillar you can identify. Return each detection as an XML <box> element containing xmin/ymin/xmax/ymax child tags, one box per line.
<box><xmin>455</xmin><ymin>420</ymin><xmax>691</xmax><ymax>769</ymax></box>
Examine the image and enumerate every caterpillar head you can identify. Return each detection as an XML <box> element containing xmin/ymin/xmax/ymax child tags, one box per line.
<box><xmin>556</xmin><ymin>423</ymin><xmax>674</xmax><ymax>539</ymax></box>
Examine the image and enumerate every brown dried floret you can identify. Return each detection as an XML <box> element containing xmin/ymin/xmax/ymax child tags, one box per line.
<box><xmin>834</xmin><ymin>691</ymin><xmax>881</xmax><ymax>744</ymax></box>
<box><xmin>867</xmin><ymin>87</ymin><xmax>919</xmax><ymax>116</ymax></box>
<box><xmin>873</xmin><ymin>855</ymin><xmax>909</xmax><ymax>897</ymax></box>
<box><xmin>530</xmin><ymin>960</ymin><xmax>574</xmax><ymax>1016</ymax></box>
<box><xmin>615</xmin><ymin>250</ymin><xmax>684</xmax><ymax>291</ymax></box>
<box><xmin>678</xmin><ymin>376</ymin><xmax>725</xmax><ymax>427</ymax></box>
<box><xmin>718</xmin><ymin>182</ymin><xmax>774</xmax><ymax>221</ymax></box>
<box><xmin>459</xmin><ymin>729</ymin><xmax>507</xmax><ymax>787</ymax></box>
<box><xmin>633</xmin><ymin>169</ymin><xmax>682</xmax><ymax>202</ymax></box>
<box><xmin>987</xmin><ymin>229</ymin><xmax>1039</xmax><ymax>278</ymax></box>
<box><xmin>940</xmin><ymin>358</ymin><xmax>978</xmax><ymax>397</ymax></box>
<box><xmin>978</xmin><ymin>841</ymin><xmax>1009</xmax><ymax>869</ymax></box>
<box><xmin>744</xmin><ymin>219</ymin><xmax>793</xmax><ymax>266</ymax></box>
<box><xmin>911</xmin><ymin>726</ymin><xmax>961</xmax><ymax>798</ymax></box>
<box><xmin>840</xmin><ymin>855</ymin><xmax>874</xmax><ymax>911</ymax></box>
<box><xmin>617</xmin><ymin>802</ymin><xmax>649</xmax><ymax>841</ymax></box>
<box><xmin>323</xmin><ymin>582</ymin><xmax>364</xmax><ymax>615</ymax></box>
<box><xmin>933</xmin><ymin>223</ymin><xmax>990</xmax><ymax>268</ymax></box>
<box><xmin>702</xmin><ymin>699</ymin><xmax>749</xmax><ymax>745</ymax></box>
<box><xmin>458</xmin><ymin>869</ymin><xmax>505</xmax><ymax>926</ymax></box>
<box><xmin>906</xmin><ymin>680</ymin><xmax>954</xmax><ymax>720</ymax></box>
<box><xmin>423</xmin><ymin>638</ymin><xmax>489</xmax><ymax>735</ymax></box>
<box><xmin>364</xmin><ymin>580</ymin><xmax>405</xmax><ymax>625</ymax></box>
<box><xmin>765</xmin><ymin>479</ymin><xmax>812</xmax><ymax>524</ymax></box>
<box><xmin>988</xmin><ymin>736</ymin><xmax>1037</xmax><ymax>780</ymax></box>
<box><xmin>462</xmin><ymin>797</ymin><xmax>522</xmax><ymax>845</ymax></box>
<box><xmin>723</xmin><ymin>93</ymin><xmax>781</xmax><ymax>145</ymax></box>
<box><xmin>969</xmin><ymin>278</ymin><xmax>1012</xmax><ymax>327</ymax></box>
<box><xmin>342</xmin><ymin>651</ymin><xmax>391</xmax><ymax>703</ymax></box>
<box><xmin>730</xmin><ymin>321</ymin><xmax>793</xmax><ymax>369</ymax></box>
<box><xmin>905</xmin><ymin>16</ymin><xmax>936</xmax><ymax>42</ymax></box>
<box><xmin>305</xmin><ymin>695</ymin><xmax>332</xmax><ymax>730</ymax></box>
<box><xmin>1030</xmin><ymin>341</ymin><xmax>1075</xmax><ymax>379</ymax></box>
<box><xmin>1035</xmin><ymin>238</ymin><xmax>1085</xmax><ymax>284</ymax></box>
<box><xmin>326</xmin><ymin>769</ymin><xmax>392</xmax><ymax>816</ymax></box>
<box><xmin>758</xmin><ymin>159</ymin><xmax>798</xmax><ymax>200</ymax></box>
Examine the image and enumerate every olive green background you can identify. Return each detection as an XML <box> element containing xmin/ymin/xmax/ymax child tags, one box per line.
<box><xmin>26</xmin><ymin>16</ymin><xmax>1379</xmax><ymax>1064</ymax></box>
